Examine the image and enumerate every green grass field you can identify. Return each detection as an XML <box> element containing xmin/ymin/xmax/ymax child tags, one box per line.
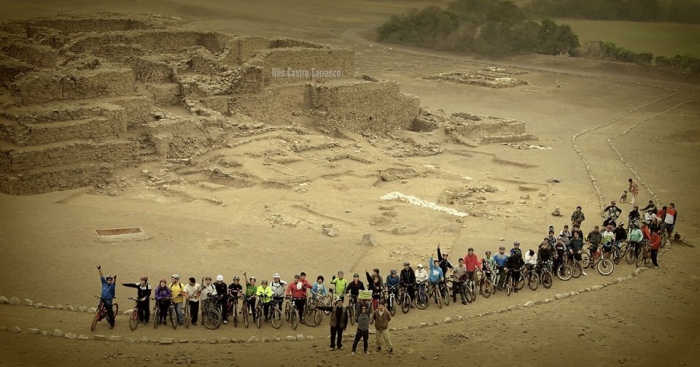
<box><xmin>559</xmin><ymin>19</ymin><xmax>700</xmax><ymax>57</ymax></box>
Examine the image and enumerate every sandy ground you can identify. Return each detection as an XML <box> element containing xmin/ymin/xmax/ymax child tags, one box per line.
<box><xmin>0</xmin><ymin>1</ymin><xmax>699</xmax><ymax>366</ymax></box>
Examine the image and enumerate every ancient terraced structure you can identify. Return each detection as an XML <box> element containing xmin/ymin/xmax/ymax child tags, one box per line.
<box><xmin>0</xmin><ymin>15</ymin><xmax>534</xmax><ymax>195</ymax></box>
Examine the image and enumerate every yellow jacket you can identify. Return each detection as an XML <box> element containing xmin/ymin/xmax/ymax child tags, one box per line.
<box><xmin>256</xmin><ymin>285</ymin><xmax>273</xmax><ymax>303</ymax></box>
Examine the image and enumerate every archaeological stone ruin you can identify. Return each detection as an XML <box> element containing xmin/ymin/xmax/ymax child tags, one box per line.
<box><xmin>0</xmin><ymin>14</ymin><xmax>536</xmax><ymax>195</ymax></box>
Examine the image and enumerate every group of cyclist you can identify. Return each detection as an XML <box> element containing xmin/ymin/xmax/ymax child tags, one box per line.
<box><xmin>100</xmin><ymin>198</ymin><xmax>677</xmax><ymax>331</ymax></box>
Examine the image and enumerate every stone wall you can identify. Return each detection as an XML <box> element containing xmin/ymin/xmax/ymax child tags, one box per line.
<box><xmin>3</xmin><ymin>140</ymin><xmax>138</xmax><ymax>172</ymax></box>
<box><xmin>3</xmin><ymin>118</ymin><xmax>128</xmax><ymax>146</ymax></box>
<box><xmin>66</xmin><ymin>30</ymin><xmax>231</xmax><ymax>55</ymax></box>
<box><xmin>310</xmin><ymin>80</ymin><xmax>420</xmax><ymax>133</ymax></box>
<box><xmin>254</xmin><ymin>48</ymin><xmax>355</xmax><ymax>85</ymax></box>
<box><xmin>11</xmin><ymin>67</ymin><xmax>135</xmax><ymax>105</ymax></box>
<box><xmin>126</xmin><ymin>56</ymin><xmax>173</xmax><ymax>83</ymax></box>
<box><xmin>8</xmin><ymin>18</ymin><xmax>155</xmax><ymax>35</ymax></box>
<box><xmin>0</xmin><ymin>59</ymin><xmax>33</xmax><ymax>87</ymax></box>
<box><xmin>0</xmin><ymin>164</ymin><xmax>113</xmax><ymax>195</ymax></box>
<box><xmin>229</xmin><ymin>84</ymin><xmax>310</xmax><ymax>123</ymax></box>
<box><xmin>1</xmin><ymin>43</ymin><xmax>56</xmax><ymax>67</ymax></box>
<box><xmin>454</xmin><ymin>120</ymin><xmax>526</xmax><ymax>135</ymax></box>
<box><xmin>144</xmin><ymin>83</ymin><xmax>181</xmax><ymax>106</ymax></box>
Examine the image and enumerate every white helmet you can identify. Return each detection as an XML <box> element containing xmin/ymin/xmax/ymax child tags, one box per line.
<box><xmin>273</xmin><ymin>273</ymin><xmax>280</xmax><ymax>278</ymax></box>
<box><xmin>216</xmin><ymin>275</ymin><xmax>224</xmax><ymax>281</ymax></box>
<box><xmin>417</xmin><ymin>264</ymin><xmax>423</xmax><ymax>268</ymax></box>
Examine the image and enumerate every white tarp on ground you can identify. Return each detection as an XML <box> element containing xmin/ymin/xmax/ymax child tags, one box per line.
<box><xmin>379</xmin><ymin>192</ymin><xmax>469</xmax><ymax>217</ymax></box>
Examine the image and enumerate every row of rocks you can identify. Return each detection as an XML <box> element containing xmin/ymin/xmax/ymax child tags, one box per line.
<box><xmin>0</xmin><ymin>297</ymin><xmax>96</xmax><ymax>313</ymax></box>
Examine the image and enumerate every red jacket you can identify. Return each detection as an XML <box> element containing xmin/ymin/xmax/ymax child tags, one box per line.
<box><xmin>642</xmin><ymin>226</ymin><xmax>651</xmax><ymax>240</ymax></box>
<box><xmin>286</xmin><ymin>280</ymin><xmax>310</xmax><ymax>298</ymax></box>
<box><xmin>464</xmin><ymin>254</ymin><xmax>480</xmax><ymax>272</ymax></box>
<box><xmin>650</xmin><ymin>233</ymin><xmax>661</xmax><ymax>250</ymax></box>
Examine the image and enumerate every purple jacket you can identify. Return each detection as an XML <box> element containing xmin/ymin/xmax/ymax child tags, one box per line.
<box><xmin>155</xmin><ymin>286</ymin><xmax>172</xmax><ymax>301</ymax></box>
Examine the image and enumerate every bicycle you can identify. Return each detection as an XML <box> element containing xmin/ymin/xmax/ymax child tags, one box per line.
<box><xmin>565</xmin><ymin>252</ymin><xmax>583</xmax><ymax>279</ymax></box>
<box><xmin>241</xmin><ymin>295</ymin><xmax>254</xmax><ymax>329</ymax></box>
<box><xmin>535</xmin><ymin>261</ymin><xmax>554</xmax><ymax>289</ymax></box>
<box><xmin>636</xmin><ymin>240</ymin><xmax>651</xmax><ymax>268</ymax></box>
<box><xmin>428</xmin><ymin>282</ymin><xmax>442</xmax><ymax>308</ymax></box>
<box><xmin>255</xmin><ymin>297</ymin><xmax>265</xmax><ymax>329</ymax></box>
<box><xmin>127</xmin><ymin>297</ymin><xmax>139</xmax><ymax>331</ymax></box>
<box><xmin>346</xmin><ymin>295</ymin><xmax>357</xmax><ymax>325</ymax></box>
<box><xmin>284</xmin><ymin>296</ymin><xmax>302</xmax><ymax>330</ymax></box>
<box><xmin>384</xmin><ymin>286</ymin><xmax>398</xmax><ymax>316</ymax></box>
<box><xmin>151</xmin><ymin>298</ymin><xmax>177</xmax><ymax>329</ymax></box>
<box><xmin>270</xmin><ymin>297</ymin><xmax>284</xmax><ymax>329</ymax></box>
<box><xmin>523</xmin><ymin>264</ymin><xmax>539</xmax><ymax>291</ymax></box>
<box><xmin>183</xmin><ymin>301</ymin><xmax>191</xmax><ymax>329</ymax></box>
<box><xmin>478</xmin><ymin>271</ymin><xmax>493</xmax><ymax>298</ymax></box>
<box><xmin>581</xmin><ymin>246</ymin><xmax>615</xmax><ymax>276</ymax></box>
<box><xmin>91</xmin><ymin>296</ymin><xmax>118</xmax><ymax>332</ymax></box>
<box><xmin>415</xmin><ymin>281</ymin><xmax>430</xmax><ymax>310</ymax></box>
<box><xmin>201</xmin><ymin>296</ymin><xmax>222</xmax><ymax>330</ymax></box>
<box><xmin>399</xmin><ymin>285</ymin><xmax>412</xmax><ymax>314</ymax></box>
<box><xmin>226</xmin><ymin>294</ymin><xmax>240</xmax><ymax>327</ymax></box>
<box><xmin>304</xmin><ymin>295</ymin><xmax>324</xmax><ymax>327</ymax></box>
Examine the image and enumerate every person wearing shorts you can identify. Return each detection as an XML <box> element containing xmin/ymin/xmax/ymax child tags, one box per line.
<box><xmin>569</xmin><ymin>231</ymin><xmax>586</xmax><ymax>276</ymax></box>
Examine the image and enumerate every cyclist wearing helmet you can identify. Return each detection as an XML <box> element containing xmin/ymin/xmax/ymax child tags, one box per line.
<box><xmin>97</xmin><ymin>265</ymin><xmax>117</xmax><ymax>329</ymax></box>
<box><xmin>510</xmin><ymin>241</ymin><xmax>522</xmax><ymax>256</ymax></box>
<box><xmin>603</xmin><ymin>200</ymin><xmax>622</xmax><ymax>224</ymax></box>
<box><xmin>331</xmin><ymin>271</ymin><xmax>348</xmax><ymax>300</ymax></box>
<box><xmin>399</xmin><ymin>262</ymin><xmax>416</xmax><ymax>306</ymax></box>
<box><xmin>256</xmin><ymin>280</ymin><xmax>273</xmax><ymax>323</ymax></box>
<box><xmin>243</xmin><ymin>272</ymin><xmax>257</xmax><ymax>321</ymax></box>
<box><xmin>493</xmin><ymin>246</ymin><xmax>509</xmax><ymax>290</ymax></box>
<box><xmin>385</xmin><ymin>269</ymin><xmax>400</xmax><ymax>311</ymax></box>
<box><xmin>452</xmin><ymin>258</ymin><xmax>467</xmax><ymax>304</ymax></box>
<box><xmin>315</xmin><ymin>297</ymin><xmax>348</xmax><ymax>351</ymax></box>
<box><xmin>270</xmin><ymin>273</ymin><xmax>287</xmax><ymax>311</ymax></box>
<box><xmin>170</xmin><ymin>274</ymin><xmax>186</xmax><ymax>325</ymax></box>
<box><xmin>122</xmin><ymin>275</ymin><xmax>151</xmax><ymax>324</ymax></box>
<box><xmin>436</xmin><ymin>244</ymin><xmax>454</xmax><ymax>276</ymax></box>
<box><xmin>505</xmin><ymin>248</ymin><xmax>524</xmax><ymax>292</ymax></box>
<box><xmin>214</xmin><ymin>275</ymin><xmax>228</xmax><ymax>324</ymax></box>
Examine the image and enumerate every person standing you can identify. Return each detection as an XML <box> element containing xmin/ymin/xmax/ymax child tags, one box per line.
<box><xmin>569</xmin><ymin>231</ymin><xmax>587</xmax><ymax>276</ymax></box>
<box><xmin>372</xmin><ymin>303</ymin><xmax>393</xmax><ymax>354</ymax></box>
<box><xmin>385</xmin><ymin>269</ymin><xmax>400</xmax><ymax>312</ymax></box>
<box><xmin>285</xmin><ymin>274</ymin><xmax>310</xmax><ymax>324</ymax></box>
<box><xmin>628</xmin><ymin>178</ymin><xmax>640</xmax><ymax>205</ymax></box>
<box><xmin>97</xmin><ymin>265</ymin><xmax>117</xmax><ymax>329</ymax></box>
<box><xmin>213</xmin><ymin>275</ymin><xmax>228</xmax><ymax>324</ymax></box>
<box><xmin>436</xmin><ymin>245</ymin><xmax>454</xmax><ymax>277</ymax></box>
<box><xmin>122</xmin><ymin>276</ymin><xmax>151</xmax><ymax>324</ymax></box>
<box><xmin>629</xmin><ymin>224</ymin><xmax>643</xmax><ymax>259</ymax></box>
<box><xmin>399</xmin><ymin>262</ymin><xmax>416</xmax><ymax>306</ymax></box>
<box><xmin>571</xmin><ymin>206</ymin><xmax>586</xmax><ymax>228</ymax></box>
<box><xmin>452</xmin><ymin>258</ymin><xmax>468</xmax><ymax>305</ymax></box>
<box><xmin>662</xmin><ymin>203</ymin><xmax>677</xmax><ymax>240</ymax></box>
<box><xmin>200</xmin><ymin>276</ymin><xmax>217</xmax><ymax>320</ymax></box>
<box><xmin>169</xmin><ymin>275</ymin><xmax>185</xmax><ymax>325</ymax></box>
<box><xmin>351</xmin><ymin>304</ymin><xmax>371</xmax><ymax>355</ymax></box>
<box><xmin>330</xmin><ymin>271</ymin><xmax>347</xmax><ymax>300</ymax></box>
<box><xmin>270</xmin><ymin>273</ymin><xmax>287</xmax><ymax>314</ymax></box>
<box><xmin>493</xmin><ymin>246</ymin><xmax>509</xmax><ymax>290</ymax></box>
<box><xmin>316</xmin><ymin>297</ymin><xmax>348</xmax><ymax>351</ymax></box>
<box><xmin>154</xmin><ymin>279</ymin><xmax>172</xmax><ymax>325</ymax></box>
<box><xmin>184</xmin><ymin>277</ymin><xmax>202</xmax><ymax>325</ymax></box>
<box><xmin>650</xmin><ymin>230</ymin><xmax>661</xmax><ymax>268</ymax></box>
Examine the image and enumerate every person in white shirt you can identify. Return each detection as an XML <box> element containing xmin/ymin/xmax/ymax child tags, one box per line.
<box><xmin>524</xmin><ymin>249</ymin><xmax>538</xmax><ymax>266</ymax></box>
<box><xmin>414</xmin><ymin>264</ymin><xmax>428</xmax><ymax>298</ymax></box>
<box><xmin>200</xmin><ymin>276</ymin><xmax>217</xmax><ymax>322</ymax></box>
<box><xmin>270</xmin><ymin>273</ymin><xmax>287</xmax><ymax>312</ymax></box>
<box><xmin>184</xmin><ymin>277</ymin><xmax>202</xmax><ymax>325</ymax></box>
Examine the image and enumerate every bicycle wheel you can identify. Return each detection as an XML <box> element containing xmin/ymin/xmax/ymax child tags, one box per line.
<box><xmin>243</xmin><ymin>306</ymin><xmax>249</xmax><ymax>328</ymax></box>
<box><xmin>542</xmin><ymin>272</ymin><xmax>553</xmax><ymax>288</ymax></box>
<box><xmin>401</xmin><ymin>294</ymin><xmax>410</xmax><ymax>314</ymax></box>
<box><xmin>347</xmin><ymin>305</ymin><xmax>355</xmax><ymax>325</ymax></box>
<box><xmin>612</xmin><ymin>247</ymin><xmax>622</xmax><ymax>265</ymax></box>
<box><xmin>442</xmin><ymin>287</ymin><xmax>450</xmax><ymax>306</ymax></box>
<box><xmin>203</xmin><ymin>309</ymin><xmax>221</xmax><ymax>329</ymax></box>
<box><xmin>169</xmin><ymin>308</ymin><xmax>177</xmax><ymax>329</ymax></box>
<box><xmin>232</xmin><ymin>304</ymin><xmax>238</xmax><ymax>327</ymax></box>
<box><xmin>625</xmin><ymin>246</ymin><xmax>636</xmax><ymax>265</ymax></box>
<box><xmin>416</xmin><ymin>290</ymin><xmax>429</xmax><ymax>310</ymax></box>
<box><xmin>557</xmin><ymin>265</ymin><xmax>573</xmax><ymax>281</ymax></box>
<box><xmin>129</xmin><ymin>309</ymin><xmax>138</xmax><ymax>331</ymax></box>
<box><xmin>597</xmin><ymin>259</ymin><xmax>614</xmax><ymax>276</ymax></box>
<box><xmin>184</xmin><ymin>305</ymin><xmax>190</xmax><ymax>329</ymax></box>
<box><xmin>153</xmin><ymin>308</ymin><xmax>160</xmax><ymax>329</ymax></box>
<box><xmin>91</xmin><ymin>306</ymin><xmax>101</xmax><ymax>331</ymax></box>
<box><xmin>481</xmin><ymin>279</ymin><xmax>492</xmax><ymax>298</ymax></box>
<box><xmin>311</xmin><ymin>309</ymin><xmax>323</xmax><ymax>327</ymax></box>
<box><xmin>464</xmin><ymin>283</ymin><xmax>473</xmax><ymax>303</ymax></box>
<box><xmin>660</xmin><ymin>230</ymin><xmax>668</xmax><ymax>249</ymax></box>
<box><xmin>571</xmin><ymin>262</ymin><xmax>582</xmax><ymax>278</ymax></box>
<box><xmin>528</xmin><ymin>273</ymin><xmax>539</xmax><ymax>291</ymax></box>
<box><xmin>256</xmin><ymin>306</ymin><xmax>262</xmax><ymax>329</ymax></box>
<box><xmin>389</xmin><ymin>296</ymin><xmax>396</xmax><ymax>316</ymax></box>
<box><xmin>271</xmin><ymin>307</ymin><xmax>282</xmax><ymax>329</ymax></box>
<box><xmin>581</xmin><ymin>252</ymin><xmax>591</xmax><ymax>268</ymax></box>
<box><xmin>506</xmin><ymin>282</ymin><xmax>512</xmax><ymax>296</ymax></box>
<box><xmin>435</xmin><ymin>291</ymin><xmax>442</xmax><ymax>309</ymax></box>
<box><xmin>515</xmin><ymin>276</ymin><xmax>525</xmax><ymax>290</ymax></box>
<box><xmin>112</xmin><ymin>303</ymin><xmax>119</xmax><ymax>318</ymax></box>
<box><xmin>290</xmin><ymin>309</ymin><xmax>298</xmax><ymax>330</ymax></box>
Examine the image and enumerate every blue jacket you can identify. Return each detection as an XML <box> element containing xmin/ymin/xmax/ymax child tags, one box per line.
<box><xmin>100</xmin><ymin>277</ymin><xmax>116</xmax><ymax>301</ymax></box>
<box><xmin>386</xmin><ymin>274</ymin><xmax>400</xmax><ymax>288</ymax></box>
<box><xmin>428</xmin><ymin>257</ymin><xmax>444</xmax><ymax>284</ymax></box>
<box><xmin>493</xmin><ymin>253</ymin><xmax>509</xmax><ymax>267</ymax></box>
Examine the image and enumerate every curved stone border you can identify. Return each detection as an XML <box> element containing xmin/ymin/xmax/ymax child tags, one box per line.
<box><xmin>607</xmin><ymin>99</ymin><xmax>700</xmax><ymax>205</ymax></box>
<box><xmin>571</xmin><ymin>90</ymin><xmax>678</xmax><ymax>211</ymax></box>
<box><xmin>0</xmin><ymin>245</ymin><xmax>672</xmax><ymax>345</ymax></box>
